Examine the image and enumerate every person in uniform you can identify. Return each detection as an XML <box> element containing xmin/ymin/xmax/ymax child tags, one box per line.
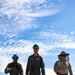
<box><xmin>54</xmin><ymin>51</ymin><xmax>73</xmax><ymax>75</ymax></box>
<box><xmin>4</xmin><ymin>54</ymin><xmax>23</xmax><ymax>75</ymax></box>
<box><xmin>25</xmin><ymin>44</ymin><xmax>46</xmax><ymax>75</ymax></box>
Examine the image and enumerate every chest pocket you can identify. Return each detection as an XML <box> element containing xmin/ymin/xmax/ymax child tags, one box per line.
<box><xmin>35</xmin><ymin>57</ymin><xmax>41</xmax><ymax>67</ymax></box>
<box><xmin>30</xmin><ymin>56</ymin><xmax>41</xmax><ymax>69</ymax></box>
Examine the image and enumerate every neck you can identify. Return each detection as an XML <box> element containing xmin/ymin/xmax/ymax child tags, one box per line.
<box><xmin>13</xmin><ymin>61</ymin><xmax>18</xmax><ymax>63</ymax></box>
<box><xmin>34</xmin><ymin>53</ymin><xmax>38</xmax><ymax>56</ymax></box>
<box><xmin>62</xmin><ymin>59</ymin><xmax>66</xmax><ymax>62</ymax></box>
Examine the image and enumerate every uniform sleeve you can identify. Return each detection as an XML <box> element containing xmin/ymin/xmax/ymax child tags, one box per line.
<box><xmin>26</xmin><ymin>57</ymin><xmax>30</xmax><ymax>74</ymax></box>
<box><xmin>4</xmin><ymin>63</ymin><xmax>11</xmax><ymax>74</ymax></box>
<box><xmin>19</xmin><ymin>64</ymin><xmax>23</xmax><ymax>75</ymax></box>
<box><xmin>54</xmin><ymin>61</ymin><xmax>59</xmax><ymax>74</ymax></box>
<box><xmin>40</xmin><ymin>57</ymin><xmax>46</xmax><ymax>75</ymax></box>
<box><xmin>68</xmin><ymin>62</ymin><xmax>73</xmax><ymax>75</ymax></box>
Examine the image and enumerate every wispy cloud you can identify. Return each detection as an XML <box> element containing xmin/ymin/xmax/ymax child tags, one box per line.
<box><xmin>34</xmin><ymin>31</ymin><xmax>75</xmax><ymax>49</ymax></box>
<box><xmin>0</xmin><ymin>0</ymin><xmax>64</xmax><ymax>36</ymax></box>
<box><xmin>0</xmin><ymin>0</ymin><xmax>62</xmax><ymax>18</ymax></box>
<box><xmin>1</xmin><ymin>0</ymin><xmax>75</xmax><ymax>74</ymax></box>
<box><xmin>0</xmin><ymin>31</ymin><xmax>75</xmax><ymax>73</ymax></box>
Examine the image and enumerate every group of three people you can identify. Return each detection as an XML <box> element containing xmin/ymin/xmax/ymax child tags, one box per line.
<box><xmin>4</xmin><ymin>44</ymin><xmax>73</xmax><ymax>75</ymax></box>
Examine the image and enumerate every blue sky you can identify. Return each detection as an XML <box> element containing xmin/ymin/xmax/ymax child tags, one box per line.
<box><xmin>0</xmin><ymin>0</ymin><xmax>75</xmax><ymax>75</ymax></box>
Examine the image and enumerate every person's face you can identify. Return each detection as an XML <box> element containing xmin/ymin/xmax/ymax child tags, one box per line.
<box><xmin>13</xmin><ymin>59</ymin><xmax>18</xmax><ymax>63</ymax></box>
<box><xmin>61</xmin><ymin>56</ymin><xmax>66</xmax><ymax>61</ymax></box>
<box><xmin>33</xmin><ymin>48</ymin><xmax>39</xmax><ymax>54</ymax></box>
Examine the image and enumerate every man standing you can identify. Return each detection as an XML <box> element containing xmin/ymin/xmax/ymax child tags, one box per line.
<box><xmin>5</xmin><ymin>54</ymin><xmax>23</xmax><ymax>75</ymax></box>
<box><xmin>26</xmin><ymin>44</ymin><xmax>46</xmax><ymax>75</ymax></box>
<box><xmin>54</xmin><ymin>51</ymin><xmax>73</xmax><ymax>75</ymax></box>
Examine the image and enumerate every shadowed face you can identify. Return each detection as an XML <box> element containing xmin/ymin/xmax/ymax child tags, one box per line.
<box><xmin>13</xmin><ymin>59</ymin><xmax>18</xmax><ymax>63</ymax></box>
<box><xmin>60</xmin><ymin>55</ymin><xmax>66</xmax><ymax>61</ymax></box>
<box><xmin>33</xmin><ymin>48</ymin><xmax>39</xmax><ymax>54</ymax></box>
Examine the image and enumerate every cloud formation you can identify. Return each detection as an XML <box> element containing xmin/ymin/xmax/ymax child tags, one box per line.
<box><xmin>0</xmin><ymin>0</ymin><xmax>63</xmax><ymax>36</ymax></box>
<box><xmin>0</xmin><ymin>0</ymin><xmax>75</xmax><ymax>75</ymax></box>
<box><xmin>0</xmin><ymin>0</ymin><xmax>62</xmax><ymax>18</ymax></box>
<box><xmin>0</xmin><ymin>31</ymin><xmax>75</xmax><ymax>74</ymax></box>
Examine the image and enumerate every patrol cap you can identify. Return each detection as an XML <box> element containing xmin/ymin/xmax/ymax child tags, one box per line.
<box><xmin>33</xmin><ymin>44</ymin><xmax>39</xmax><ymax>49</ymax></box>
<box><xmin>12</xmin><ymin>54</ymin><xmax>19</xmax><ymax>60</ymax></box>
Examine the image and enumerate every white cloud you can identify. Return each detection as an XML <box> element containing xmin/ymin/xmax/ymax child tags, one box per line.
<box><xmin>25</xmin><ymin>8</ymin><xmax>60</xmax><ymax>17</ymax></box>
<box><xmin>0</xmin><ymin>0</ymin><xmax>61</xmax><ymax>18</ymax></box>
<box><xmin>0</xmin><ymin>0</ymin><xmax>75</xmax><ymax>74</ymax></box>
<box><xmin>32</xmin><ymin>31</ymin><xmax>75</xmax><ymax>50</ymax></box>
<box><xmin>1</xmin><ymin>0</ymin><xmax>62</xmax><ymax>18</ymax></box>
<box><xmin>0</xmin><ymin>0</ymin><xmax>64</xmax><ymax>36</ymax></box>
<box><xmin>70</xmin><ymin>31</ymin><xmax>75</xmax><ymax>35</ymax></box>
<box><xmin>0</xmin><ymin>43</ymin><xmax>56</xmax><ymax>75</ymax></box>
<box><xmin>45</xmin><ymin>68</ymin><xmax>56</xmax><ymax>75</ymax></box>
<box><xmin>0</xmin><ymin>34</ymin><xmax>75</xmax><ymax>73</ymax></box>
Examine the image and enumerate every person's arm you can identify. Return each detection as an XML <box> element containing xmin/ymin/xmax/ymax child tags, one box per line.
<box><xmin>26</xmin><ymin>57</ymin><xmax>30</xmax><ymax>75</ymax></box>
<box><xmin>54</xmin><ymin>61</ymin><xmax>59</xmax><ymax>74</ymax></box>
<box><xmin>19</xmin><ymin>64</ymin><xmax>23</xmax><ymax>75</ymax></box>
<box><xmin>68</xmin><ymin>62</ymin><xmax>73</xmax><ymax>75</ymax></box>
<box><xmin>4</xmin><ymin>63</ymin><xmax>12</xmax><ymax>74</ymax></box>
<box><xmin>40</xmin><ymin>57</ymin><xmax>45</xmax><ymax>75</ymax></box>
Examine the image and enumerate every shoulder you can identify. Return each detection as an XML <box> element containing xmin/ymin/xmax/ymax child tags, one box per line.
<box><xmin>38</xmin><ymin>55</ymin><xmax>43</xmax><ymax>59</ymax></box>
<box><xmin>27</xmin><ymin>55</ymin><xmax>34</xmax><ymax>61</ymax></box>
<box><xmin>6</xmin><ymin>62</ymin><xmax>13</xmax><ymax>67</ymax></box>
<box><xmin>30</xmin><ymin>55</ymin><xmax>33</xmax><ymax>57</ymax></box>
<box><xmin>66</xmin><ymin>61</ymin><xmax>71</xmax><ymax>67</ymax></box>
<box><xmin>17</xmin><ymin>62</ymin><xmax>22</xmax><ymax>66</ymax></box>
<box><xmin>8</xmin><ymin>62</ymin><xmax>13</xmax><ymax>65</ymax></box>
<box><xmin>54</xmin><ymin>60</ymin><xmax>60</xmax><ymax>65</ymax></box>
<box><xmin>56</xmin><ymin>60</ymin><xmax>60</xmax><ymax>63</ymax></box>
<box><xmin>28</xmin><ymin>55</ymin><xmax>33</xmax><ymax>58</ymax></box>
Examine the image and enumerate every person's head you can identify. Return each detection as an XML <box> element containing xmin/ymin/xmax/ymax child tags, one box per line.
<box><xmin>12</xmin><ymin>54</ymin><xmax>19</xmax><ymax>62</ymax></box>
<box><xmin>33</xmin><ymin>44</ymin><xmax>39</xmax><ymax>55</ymax></box>
<box><xmin>58</xmin><ymin>51</ymin><xmax>69</xmax><ymax>61</ymax></box>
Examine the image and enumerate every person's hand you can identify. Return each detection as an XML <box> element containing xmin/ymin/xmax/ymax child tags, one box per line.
<box><xmin>6</xmin><ymin>68</ymin><xmax>12</xmax><ymax>72</ymax></box>
<box><xmin>59</xmin><ymin>71</ymin><xmax>63</xmax><ymax>74</ymax></box>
